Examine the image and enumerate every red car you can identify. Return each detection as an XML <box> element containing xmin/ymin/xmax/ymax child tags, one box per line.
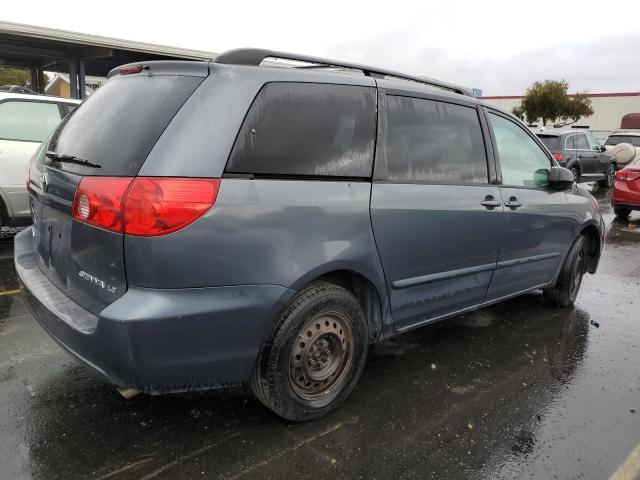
<box><xmin>612</xmin><ymin>161</ymin><xmax>640</xmax><ymax>218</ymax></box>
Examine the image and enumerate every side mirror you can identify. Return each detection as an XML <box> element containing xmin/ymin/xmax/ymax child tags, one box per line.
<box><xmin>549</xmin><ymin>166</ymin><xmax>574</xmax><ymax>190</ymax></box>
<box><xmin>600</xmin><ymin>145</ymin><xmax>607</xmax><ymax>152</ymax></box>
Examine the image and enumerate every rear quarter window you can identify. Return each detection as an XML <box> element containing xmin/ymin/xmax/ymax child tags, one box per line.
<box><xmin>226</xmin><ymin>82</ymin><xmax>377</xmax><ymax>178</ymax></box>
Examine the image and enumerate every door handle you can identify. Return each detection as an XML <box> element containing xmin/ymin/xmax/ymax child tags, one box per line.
<box><xmin>504</xmin><ymin>196</ymin><xmax>522</xmax><ymax>209</ymax></box>
<box><xmin>480</xmin><ymin>195</ymin><xmax>501</xmax><ymax>209</ymax></box>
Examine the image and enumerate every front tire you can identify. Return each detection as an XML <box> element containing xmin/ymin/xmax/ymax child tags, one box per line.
<box><xmin>614</xmin><ymin>207</ymin><xmax>631</xmax><ymax>219</ymax></box>
<box><xmin>543</xmin><ymin>236</ymin><xmax>586</xmax><ymax>308</ymax></box>
<box><xmin>251</xmin><ymin>282</ymin><xmax>368</xmax><ymax>422</ymax></box>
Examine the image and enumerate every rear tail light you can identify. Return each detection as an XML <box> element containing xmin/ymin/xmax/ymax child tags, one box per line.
<box><xmin>552</xmin><ymin>152</ymin><xmax>563</xmax><ymax>162</ymax></box>
<box><xmin>71</xmin><ymin>177</ymin><xmax>220</xmax><ymax>235</ymax></box>
<box><xmin>616</xmin><ymin>170</ymin><xmax>640</xmax><ymax>182</ymax></box>
<box><xmin>124</xmin><ymin>178</ymin><xmax>220</xmax><ymax>236</ymax></box>
<box><xmin>72</xmin><ymin>177</ymin><xmax>133</xmax><ymax>232</ymax></box>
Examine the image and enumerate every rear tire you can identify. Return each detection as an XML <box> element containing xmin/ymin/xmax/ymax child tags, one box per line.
<box><xmin>251</xmin><ymin>282</ymin><xmax>368</xmax><ymax>422</ymax></box>
<box><xmin>570</xmin><ymin>166</ymin><xmax>580</xmax><ymax>183</ymax></box>
<box><xmin>614</xmin><ymin>207</ymin><xmax>631</xmax><ymax>219</ymax></box>
<box><xmin>597</xmin><ymin>163</ymin><xmax>616</xmax><ymax>188</ymax></box>
<box><xmin>543</xmin><ymin>236</ymin><xmax>586</xmax><ymax>308</ymax></box>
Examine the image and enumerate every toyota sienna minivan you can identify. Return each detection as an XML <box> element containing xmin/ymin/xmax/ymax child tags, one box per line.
<box><xmin>15</xmin><ymin>49</ymin><xmax>604</xmax><ymax>421</ymax></box>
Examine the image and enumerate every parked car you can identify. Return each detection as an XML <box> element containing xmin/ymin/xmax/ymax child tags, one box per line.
<box><xmin>535</xmin><ymin>129</ymin><xmax>617</xmax><ymax>187</ymax></box>
<box><xmin>604</xmin><ymin>131</ymin><xmax>640</xmax><ymax>166</ymax></box>
<box><xmin>612</xmin><ymin>159</ymin><xmax>640</xmax><ymax>218</ymax></box>
<box><xmin>15</xmin><ymin>49</ymin><xmax>604</xmax><ymax>421</ymax></box>
<box><xmin>0</xmin><ymin>92</ymin><xmax>80</xmax><ymax>227</ymax></box>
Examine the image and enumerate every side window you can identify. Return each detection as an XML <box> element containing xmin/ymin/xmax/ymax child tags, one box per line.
<box><xmin>574</xmin><ymin>134</ymin><xmax>589</xmax><ymax>150</ymax></box>
<box><xmin>585</xmin><ymin>132</ymin><xmax>599</xmax><ymax>150</ymax></box>
<box><xmin>65</xmin><ymin>103</ymin><xmax>79</xmax><ymax>113</ymax></box>
<box><xmin>0</xmin><ymin>101</ymin><xmax>62</xmax><ymax>142</ymax></box>
<box><xmin>379</xmin><ymin>96</ymin><xmax>488</xmax><ymax>183</ymax></box>
<box><xmin>226</xmin><ymin>82</ymin><xmax>376</xmax><ymax>177</ymax></box>
<box><xmin>565</xmin><ymin>135</ymin><xmax>575</xmax><ymax>150</ymax></box>
<box><xmin>488</xmin><ymin>112</ymin><xmax>551</xmax><ymax>188</ymax></box>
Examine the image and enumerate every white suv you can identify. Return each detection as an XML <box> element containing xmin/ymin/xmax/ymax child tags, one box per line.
<box><xmin>604</xmin><ymin>131</ymin><xmax>640</xmax><ymax>166</ymax></box>
<box><xmin>0</xmin><ymin>92</ymin><xmax>81</xmax><ymax>227</ymax></box>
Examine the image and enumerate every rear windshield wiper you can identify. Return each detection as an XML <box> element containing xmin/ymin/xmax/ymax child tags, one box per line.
<box><xmin>46</xmin><ymin>151</ymin><xmax>101</xmax><ymax>169</ymax></box>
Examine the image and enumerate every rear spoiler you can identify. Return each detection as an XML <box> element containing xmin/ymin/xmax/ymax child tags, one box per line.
<box><xmin>107</xmin><ymin>61</ymin><xmax>209</xmax><ymax>79</ymax></box>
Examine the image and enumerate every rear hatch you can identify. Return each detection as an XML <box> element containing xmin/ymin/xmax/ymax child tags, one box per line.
<box><xmin>28</xmin><ymin>62</ymin><xmax>207</xmax><ymax>315</ymax></box>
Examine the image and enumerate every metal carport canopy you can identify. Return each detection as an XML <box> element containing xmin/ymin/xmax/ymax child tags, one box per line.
<box><xmin>0</xmin><ymin>21</ymin><xmax>216</xmax><ymax>98</ymax></box>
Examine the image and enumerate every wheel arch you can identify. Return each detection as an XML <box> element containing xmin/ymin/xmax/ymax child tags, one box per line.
<box><xmin>289</xmin><ymin>265</ymin><xmax>389</xmax><ymax>343</ymax></box>
<box><xmin>567</xmin><ymin>160</ymin><xmax>582</xmax><ymax>175</ymax></box>
<box><xmin>578</xmin><ymin>223</ymin><xmax>602</xmax><ymax>274</ymax></box>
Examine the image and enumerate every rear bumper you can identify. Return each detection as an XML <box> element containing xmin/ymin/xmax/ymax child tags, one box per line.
<box><xmin>612</xmin><ymin>182</ymin><xmax>640</xmax><ymax>209</ymax></box>
<box><xmin>14</xmin><ymin>228</ymin><xmax>295</xmax><ymax>393</ymax></box>
<box><xmin>612</xmin><ymin>203</ymin><xmax>640</xmax><ymax>211</ymax></box>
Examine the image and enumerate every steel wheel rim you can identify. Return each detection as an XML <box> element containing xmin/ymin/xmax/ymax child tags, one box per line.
<box><xmin>289</xmin><ymin>312</ymin><xmax>354</xmax><ymax>401</ymax></box>
<box><xmin>570</xmin><ymin>250</ymin><xmax>584</xmax><ymax>301</ymax></box>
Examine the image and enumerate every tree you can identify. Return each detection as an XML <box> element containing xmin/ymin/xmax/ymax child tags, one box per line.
<box><xmin>0</xmin><ymin>66</ymin><xmax>30</xmax><ymax>87</ymax></box>
<box><xmin>511</xmin><ymin>80</ymin><xmax>593</xmax><ymax>127</ymax></box>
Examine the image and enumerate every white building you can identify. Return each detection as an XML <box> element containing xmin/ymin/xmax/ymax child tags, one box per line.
<box><xmin>481</xmin><ymin>92</ymin><xmax>640</xmax><ymax>142</ymax></box>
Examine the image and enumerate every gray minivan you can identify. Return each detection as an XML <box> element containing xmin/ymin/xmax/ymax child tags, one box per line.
<box><xmin>15</xmin><ymin>49</ymin><xmax>604</xmax><ymax>421</ymax></box>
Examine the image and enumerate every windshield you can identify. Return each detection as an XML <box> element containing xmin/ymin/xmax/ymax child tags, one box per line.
<box><xmin>605</xmin><ymin>135</ymin><xmax>640</xmax><ymax>147</ymax></box>
<box><xmin>536</xmin><ymin>135</ymin><xmax>561</xmax><ymax>151</ymax></box>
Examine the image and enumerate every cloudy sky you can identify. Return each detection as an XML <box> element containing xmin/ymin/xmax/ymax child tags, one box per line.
<box><xmin>4</xmin><ymin>0</ymin><xmax>640</xmax><ymax>95</ymax></box>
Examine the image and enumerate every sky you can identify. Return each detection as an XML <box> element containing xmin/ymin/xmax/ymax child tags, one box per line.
<box><xmin>4</xmin><ymin>0</ymin><xmax>640</xmax><ymax>95</ymax></box>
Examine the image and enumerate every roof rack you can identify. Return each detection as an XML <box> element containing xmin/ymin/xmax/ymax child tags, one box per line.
<box><xmin>214</xmin><ymin>48</ymin><xmax>473</xmax><ymax>97</ymax></box>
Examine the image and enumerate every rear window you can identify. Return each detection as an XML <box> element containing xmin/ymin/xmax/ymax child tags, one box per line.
<box><xmin>376</xmin><ymin>96</ymin><xmax>488</xmax><ymax>184</ymax></box>
<box><xmin>606</xmin><ymin>135</ymin><xmax>640</xmax><ymax>147</ymax></box>
<box><xmin>46</xmin><ymin>75</ymin><xmax>203</xmax><ymax>176</ymax></box>
<box><xmin>0</xmin><ymin>100</ymin><xmax>62</xmax><ymax>142</ymax></box>
<box><xmin>537</xmin><ymin>135</ymin><xmax>560</xmax><ymax>151</ymax></box>
<box><xmin>226</xmin><ymin>82</ymin><xmax>376</xmax><ymax>178</ymax></box>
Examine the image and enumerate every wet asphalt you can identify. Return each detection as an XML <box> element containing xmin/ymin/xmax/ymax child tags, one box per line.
<box><xmin>0</xmin><ymin>185</ymin><xmax>639</xmax><ymax>480</ymax></box>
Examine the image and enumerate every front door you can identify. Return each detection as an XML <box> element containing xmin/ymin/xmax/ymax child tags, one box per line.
<box><xmin>574</xmin><ymin>133</ymin><xmax>599</xmax><ymax>177</ymax></box>
<box><xmin>586</xmin><ymin>132</ymin><xmax>610</xmax><ymax>177</ymax></box>
<box><xmin>484</xmin><ymin>110</ymin><xmax>574</xmax><ymax>300</ymax></box>
<box><xmin>370</xmin><ymin>94</ymin><xmax>502</xmax><ymax>331</ymax></box>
